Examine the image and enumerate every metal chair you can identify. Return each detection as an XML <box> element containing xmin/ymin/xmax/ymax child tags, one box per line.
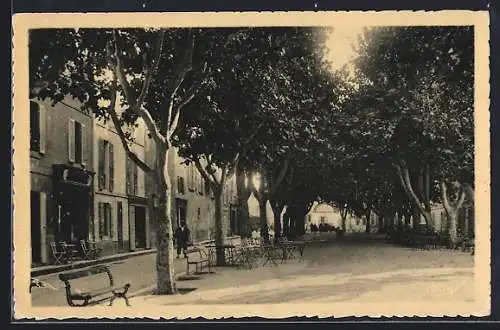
<box><xmin>50</xmin><ymin>241</ymin><xmax>68</xmax><ymax>265</ymax></box>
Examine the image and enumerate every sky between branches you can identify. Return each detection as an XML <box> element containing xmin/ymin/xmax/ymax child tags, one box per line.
<box><xmin>324</xmin><ymin>25</ymin><xmax>365</xmax><ymax>73</ymax></box>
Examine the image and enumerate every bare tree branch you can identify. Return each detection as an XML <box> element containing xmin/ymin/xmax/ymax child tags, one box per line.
<box><xmin>167</xmin><ymin>93</ymin><xmax>195</xmax><ymax>139</ymax></box>
<box><xmin>194</xmin><ymin>157</ymin><xmax>222</xmax><ymax>192</ymax></box>
<box><xmin>139</xmin><ymin>106</ymin><xmax>166</xmax><ymax>146</ymax></box>
<box><xmin>395</xmin><ymin>164</ymin><xmax>427</xmax><ymax>218</ymax></box>
<box><xmin>111</xmin><ymin>30</ymin><xmax>135</xmax><ymax>105</ymax></box>
<box><xmin>456</xmin><ymin>188</ymin><xmax>466</xmax><ymax>211</ymax></box>
<box><xmin>106</xmin><ymin>82</ymin><xmax>153</xmax><ymax>175</ymax></box>
<box><xmin>136</xmin><ymin>29</ymin><xmax>165</xmax><ymax>111</ymax></box>
<box><xmin>463</xmin><ymin>183</ymin><xmax>475</xmax><ymax>204</ymax></box>
<box><xmin>441</xmin><ymin>181</ymin><xmax>466</xmax><ymax>216</ymax></box>
<box><xmin>194</xmin><ymin>158</ymin><xmax>213</xmax><ymax>185</ymax></box>
<box><xmin>269</xmin><ymin>156</ymin><xmax>291</xmax><ymax>197</ymax></box>
<box><xmin>109</xmin><ymin>30</ymin><xmax>165</xmax><ymax>147</ymax></box>
<box><xmin>225</xmin><ymin>153</ymin><xmax>240</xmax><ymax>180</ymax></box>
<box><xmin>166</xmin><ymin>30</ymin><xmax>195</xmax><ymax>133</ymax></box>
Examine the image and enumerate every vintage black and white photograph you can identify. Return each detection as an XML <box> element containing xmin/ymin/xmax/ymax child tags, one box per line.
<box><xmin>12</xmin><ymin>11</ymin><xmax>490</xmax><ymax>318</ymax></box>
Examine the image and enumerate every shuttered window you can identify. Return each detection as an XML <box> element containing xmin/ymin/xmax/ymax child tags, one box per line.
<box><xmin>98</xmin><ymin>202</ymin><xmax>105</xmax><ymax>238</ymax></box>
<box><xmin>98</xmin><ymin>140</ymin><xmax>105</xmax><ymax>190</ymax></box>
<box><xmin>98</xmin><ymin>202</ymin><xmax>113</xmax><ymax>238</ymax></box>
<box><xmin>126</xmin><ymin>157</ymin><xmax>131</xmax><ymax>195</ymax></box>
<box><xmin>99</xmin><ymin>139</ymin><xmax>114</xmax><ymax>192</ymax></box>
<box><xmin>132</xmin><ymin>159</ymin><xmax>138</xmax><ymax>195</ymax></box>
<box><xmin>30</xmin><ymin>101</ymin><xmax>46</xmax><ymax>154</ymax></box>
<box><xmin>68</xmin><ymin>119</ymin><xmax>85</xmax><ymax>164</ymax></box>
<box><xmin>108</xmin><ymin>143</ymin><xmax>114</xmax><ymax>192</ymax></box>
<box><xmin>126</xmin><ymin>157</ymin><xmax>138</xmax><ymax>196</ymax></box>
<box><xmin>187</xmin><ymin>164</ymin><xmax>198</xmax><ymax>191</ymax></box>
<box><xmin>74</xmin><ymin>121</ymin><xmax>83</xmax><ymax>163</ymax></box>
<box><xmin>68</xmin><ymin>119</ymin><xmax>75</xmax><ymax>162</ymax></box>
<box><xmin>80</xmin><ymin>123</ymin><xmax>86</xmax><ymax>165</ymax></box>
<box><xmin>107</xmin><ymin>203</ymin><xmax>113</xmax><ymax>238</ymax></box>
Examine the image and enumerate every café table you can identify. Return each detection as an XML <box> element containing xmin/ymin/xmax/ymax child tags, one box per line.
<box><xmin>285</xmin><ymin>241</ymin><xmax>307</xmax><ymax>261</ymax></box>
<box><xmin>233</xmin><ymin>245</ymin><xmax>261</xmax><ymax>269</ymax></box>
<box><xmin>59</xmin><ymin>242</ymin><xmax>79</xmax><ymax>262</ymax></box>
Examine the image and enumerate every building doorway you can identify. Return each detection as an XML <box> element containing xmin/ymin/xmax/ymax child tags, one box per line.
<box><xmin>175</xmin><ymin>198</ymin><xmax>187</xmax><ymax>227</ymax></box>
<box><xmin>134</xmin><ymin>206</ymin><xmax>147</xmax><ymax>249</ymax></box>
<box><xmin>31</xmin><ymin>191</ymin><xmax>41</xmax><ymax>265</ymax></box>
<box><xmin>59</xmin><ymin>189</ymin><xmax>89</xmax><ymax>242</ymax></box>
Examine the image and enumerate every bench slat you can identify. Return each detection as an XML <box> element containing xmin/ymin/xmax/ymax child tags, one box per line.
<box><xmin>71</xmin><ymin>284</ymin><xmax>129</xmax><ymax>300</ymax></box>
<box><xmin>59</xmin><ymin>265</ymin><xmax>110</xmax><ymax>281</ymax></box>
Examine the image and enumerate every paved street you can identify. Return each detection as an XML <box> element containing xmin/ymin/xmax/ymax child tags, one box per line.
<box><xmin>31</xmin><ymin>234</ymin><xmax>476</xmax><ymax>309</ymax></box>
<box><xmin>30</xmin><ymin>253</ymin><xmax>186</xmax><ymax>307</ymax></box>
<box><xmin>134</xmin><ymin>234</ymin><xmax>475</xmax><ymax>307</ymax></box>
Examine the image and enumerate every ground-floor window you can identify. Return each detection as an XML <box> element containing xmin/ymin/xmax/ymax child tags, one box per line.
<box><xmin>98</xmin><ymin>202</ymin><xmax>113</xmax><ymax>239</ymax></box>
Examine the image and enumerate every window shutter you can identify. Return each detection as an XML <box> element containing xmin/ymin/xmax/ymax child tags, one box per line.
<box><xmin>133</xmin><ymin>163</ymin><xmax>138</xmax><ymax>195</ymax></box>
<box><xmin>68</xmin><ymin>119</ymin><xmax>75</xmax><ymax>162</ymax></box>
<box><xmin>109</xmin><ymin>143</ymin><xmax>114</xmax><ymax>192</ymax></box>
<box><xmin>108</xmin><ymin>204</ymin><xmax>114</xmax><ymax>238</ymax></box>
<box><xmin>98</xmin><ymin>202</ymin><xmax>104</xmax><ymax>239</ymax></box>
<box><xmin>129</xmin><ymin>206</ymin><xmax>136</xmax><ymax>251</ymax></box>
<box><xmin>189</xmin><ymin>165</ymin><xmax>195</xmax><ymax>190</ymax></box>
<box><xmin>39</xmin><ymin>104</ymin><xmax>46</xmax><ymax>154</ymax></box>
<box><xmin>125</xmin><ymin>157</ymin><xmax>130</xmax><ymax>195</ymax></box>
<box><xmin>80</xmin><ymin>123</ymin><xmax>86</xmax><ymax>166</ymax></box>
<box><xmin>98</xmin><ymin>140</ymin><xmax>105</xmax><ymax>190</ymax></box>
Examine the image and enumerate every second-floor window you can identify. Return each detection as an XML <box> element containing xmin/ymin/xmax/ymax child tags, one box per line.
<box><xmin>187</xmin><ymin>164</ymin><xmax>196</xmax><ymax>191</ymax></box>
<box><xmin>98</xmin><ymin>139</ymin><xmax>114</xmax><ymax>192</ymax></box>
<box><xmin>30</xmin><ymin>101</ymin><xmax>46</xmax><ymax>154</ymax></box>
<box><xmin>68</xmin><ymin>119</ymin><xmax>85</xmax><ymax>164</ymax></box>
<box><xmin>126</xmin><ymin>157</ymin><xmax>139</xmax><ymax>196</ymax></box>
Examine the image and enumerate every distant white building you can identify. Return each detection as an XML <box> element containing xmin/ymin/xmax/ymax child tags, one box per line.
<box><xmin>305</xmin><ymin>202</ymin><xmax>341</xmax><ymax>228</ymax></box>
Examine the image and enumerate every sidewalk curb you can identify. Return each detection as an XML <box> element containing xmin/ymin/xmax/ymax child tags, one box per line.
<box><xmin>31</xmin><ymin>249</ymin><xmax>157</xmax><ymax>277</ymax></box>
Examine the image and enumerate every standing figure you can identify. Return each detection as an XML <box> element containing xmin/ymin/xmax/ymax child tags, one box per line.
<box><xmin>175</xmin><ymin>221</ymin><xmax>190</xmax><ymax>258</ymax></box>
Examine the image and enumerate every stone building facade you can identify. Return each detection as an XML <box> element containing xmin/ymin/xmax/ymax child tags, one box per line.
<box><xmin>30</xmin><ymin>96</ymin><xmax>94</xmax><ymax>266</ymax></box>
<box><xmin>92</xmin><ymin>116</ymin><xmax>151</xmax><ymax>256</ymax></box>
<box><xmin>145</xmin><ymin>145</ymin><xmax>240</xmax><ymax>249</ymax></box>
<box><xmin>30</xmin><ymin>95</ymin><xmax>241</xmax><ymax>266</ymax></box>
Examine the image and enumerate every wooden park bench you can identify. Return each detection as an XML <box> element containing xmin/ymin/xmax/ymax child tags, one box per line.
<box><xmin>58</xmin><ymin>265</ymin><xmax>131</xmax><ymax>307</ymax></box>
<box><xmin>186</xmin><ymin>247</ymin><xmax>212</xmax><ymax>275</ymax></box>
